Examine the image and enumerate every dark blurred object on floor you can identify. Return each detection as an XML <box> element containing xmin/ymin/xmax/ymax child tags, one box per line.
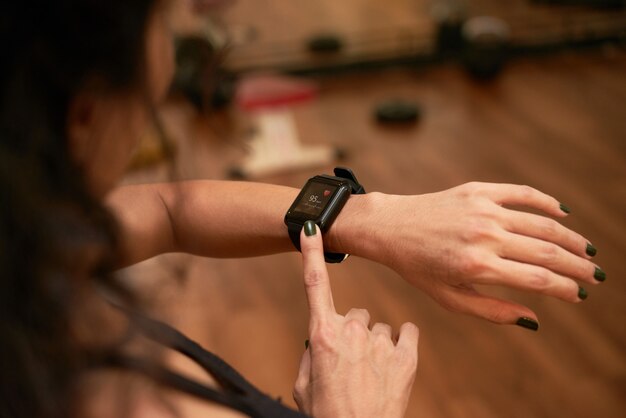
<box><xmin>307</xmin><ymin>34</ymin><xmax>345</xmax><ymax>54</ymax></box>
<box><xmin>374</xmin><ymin>100</ymin><xmax>422</xmax><ymax>125</ymax></box>
<box><xmin>462</xmin><ymin>16</ymin><xmax>510</xmax><ymax>80</ymax></box>
<box><xmin>531</xmin><ymin>0</ymin><xmax>625</xmax><ymax>8</ymax></box>
<box><xmin>433</xmin><ymin>0</ymin><xmax>467</xmax><ymax>54</ymax></box>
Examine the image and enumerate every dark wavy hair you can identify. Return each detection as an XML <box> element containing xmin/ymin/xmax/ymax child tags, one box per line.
<box><xmin>0</xmin><ymin>1</ymin><xmax>157</xmax><ymax>417</ymax></box>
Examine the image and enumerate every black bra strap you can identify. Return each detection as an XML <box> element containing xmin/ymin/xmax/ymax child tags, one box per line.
<box><xmin>95</xmin><ymin>307</ymin><xmax>309</xmax><ymax>418</ymax></box>
<box><xmin>100</xmin><ymin>352</ymin><xmax>255</xmax><ymax>416</ymax></box>
<box><xmin>127</xmin><ymin>310</ymin><xmax>255</xmax><ymax>395</ymax></box>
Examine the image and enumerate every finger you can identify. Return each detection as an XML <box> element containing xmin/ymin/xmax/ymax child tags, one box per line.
<box><xmin>438</xmin><ymin>284</ymin><xmax>540</xmax><ymax>329</ymax></box>
<box><xmin>371</xmin><ymin>322</ymin><xmax>393</xmax><ymax>339</ymax></box>
<box><xmin>482</xmin><ymin>183</ymin><xmax>567</xmax><ymax>218</ymax></box>
<box><xmin>293</xmin><ymin>349</ymin><xmax>311</xmax><ymax>410</ymax></box>
<box><xmin>297</xmin><ymin>347</ymin><xmax>311</xmax><ymax>383</ymax></box>
<box><xmin>480</xmin><ymin>257</ymin><xmax>587</xmax><ymax>303</ymax></box>
<box><xmin>497</xmin><ymin>232</ymin><xmax>601</xmax><ymax>286</ymax></box>
<box><xmin>345</xmin><ymin>308</ymin><xmax>371</xmax><ymax>328</ymax></box>
<box><xmin>503</xmin><ymin>209</ymin><xmax>595</xmax><ymax>259</ymax></box>
<box><xmin>300</xmin><ymin>221</ymin><xmax>335</xmax><ymax>320</ymax></box>
<box><xmin>396</xmin><ymin>322</ymin><xmax>419</xmax><ymax>353</ymax></box>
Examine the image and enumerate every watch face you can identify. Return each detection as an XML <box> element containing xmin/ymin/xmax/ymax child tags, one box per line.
<box><xmin>293</xmin><ymin>181</ymin><xmax>340</xmax><ymax>217</ymax></box>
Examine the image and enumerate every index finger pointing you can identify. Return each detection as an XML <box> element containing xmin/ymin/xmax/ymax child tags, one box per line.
<box><xmin>300</xmin><ymin>221</ymin><xmax>335</xmax><ymax>320</ymax></box>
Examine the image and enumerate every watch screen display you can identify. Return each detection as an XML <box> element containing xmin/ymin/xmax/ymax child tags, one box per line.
<box><xmin>294</xmin><ymin>182</ymin><xmax>339</xmax><ymax>216</ymax></box>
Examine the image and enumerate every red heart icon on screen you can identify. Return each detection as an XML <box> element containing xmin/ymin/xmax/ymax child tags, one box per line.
<box><xmin>323</xmin><ymin>190</ymin><xmax>331</xmax><ymax>197</ymax></box>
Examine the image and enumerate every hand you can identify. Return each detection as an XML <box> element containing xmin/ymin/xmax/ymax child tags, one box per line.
<box><xmin>356</xmin><ymin>182</ymin><xmax>602</xmax><ymax>329</ymax></box>
<box><xmin>293</xmin><ymin>221</ymin><xmax>419</xmax><ymax>418</ymax></box>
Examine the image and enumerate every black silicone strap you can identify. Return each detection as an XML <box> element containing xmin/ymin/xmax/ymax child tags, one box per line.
<box><xmin>287</xmin><ymin>222</ymin><xmax>304</xmax><ymax>252</ymax></box>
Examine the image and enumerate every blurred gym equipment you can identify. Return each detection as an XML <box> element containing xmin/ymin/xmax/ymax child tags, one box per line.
<box><xmin>221</xmin><ymin>1</ymin><xmax>626</xmax><ymax>77</ymax></box>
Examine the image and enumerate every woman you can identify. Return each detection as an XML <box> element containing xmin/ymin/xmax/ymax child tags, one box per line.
<box><xmin>0</xmin><ymin>0</ymin><xmax>603</xmax><ymax>417</ymax></box>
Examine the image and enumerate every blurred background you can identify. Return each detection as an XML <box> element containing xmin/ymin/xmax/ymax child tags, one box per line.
<box><xmin>122</xmin><ymin>0</ymin><xmax>626</xmax><ymax>416</ymax></box>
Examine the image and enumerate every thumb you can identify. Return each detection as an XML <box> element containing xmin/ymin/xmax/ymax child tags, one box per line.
<box><xmin>293</xmin><ymin>348</ymin><xmax>311</xmax><ymax>411</ymax></box>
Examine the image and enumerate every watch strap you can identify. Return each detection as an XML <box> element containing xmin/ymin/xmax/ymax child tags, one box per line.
<box><xmin>287</xmin><ymin>222</ymin><xmax>348</xmax><ymax>263</ymax></box>
<box><xmin>333</xmin><ymin>167</ymin><xmax>365</xmax><ymax>194</ymax></box>
<box><xmin>287</xmin><ymin>222</ymin><xmax>303</xmax><ymax>252</ymax></box>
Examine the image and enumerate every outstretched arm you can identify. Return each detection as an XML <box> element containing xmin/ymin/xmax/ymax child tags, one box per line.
<box><xmin>106</xmin><ymin>180</ymin><xmax>603</xmax><ymax>328</ymax></box>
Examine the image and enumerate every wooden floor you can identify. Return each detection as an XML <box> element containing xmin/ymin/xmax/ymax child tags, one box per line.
<box><xmin>123</xmin><ymin>3</ymin><xmax>626</xmax><ymax>417</ymax></box>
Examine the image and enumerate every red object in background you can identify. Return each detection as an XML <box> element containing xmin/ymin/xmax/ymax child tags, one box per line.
<box><xmin>235</xmin><ymin>74</ymin><xmax>319</xmax><ymax>111</ymax></box>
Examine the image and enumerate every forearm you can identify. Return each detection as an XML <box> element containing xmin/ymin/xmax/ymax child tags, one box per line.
<box><xmin>106</xmin><ymin>180</ymin><xmax>385</xmax><ymax>266</ymax></box>
<box><xmin>107</xmin><ymin>181</ymin><xmax>294</xmax><ymax>264</ymax></box>
<box><xmin>157</xmin><ymin>180</ymin><xmax>299</xmax><ymax>257</ymax></box>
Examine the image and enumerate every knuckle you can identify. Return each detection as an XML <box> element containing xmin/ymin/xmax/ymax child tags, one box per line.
<box><xmin>309</xmin><ymin>325</ymin><xmax>336</xmax><ymax>351</ymax></box>
<box><xmin>461</xmin><ymin>220</ymin><xmax>496</xmax><ymax>243</ymax></box>
<box><xmin>577</xmin><ymin>260</ymin><xmax>596</xmax><ymax>283</ymax></box>
<box><xmin>293</xmin><ymin>377</ymin><xmax>307</xmax><ymax>396</ymax></box>
<box><xmin>585</xmin><ymin>261</ymin><xmax>598</xmax><ymax>280</ymax></box>
<box><xmin>458</xmin><ymin>251</ymin><xmax>488</xmax><ymax>276</ymax></box>
<box><xmin>376</xmin><ymin>323</ymin><xmax>392</xmax><ymax>334</ymax></box>
<box><xmin>538</xmin><ymin>243</ymin><xmax>560</xmax><ymax>264</ymax></box>
<box><xmin>466</xmin><ymin>181</ymin><xmax>483</xmax><ymax>191</ymax></box>
<box><xmin>528</xmin><ymin>268</ymin><xmax>552</xmax><ymax>290</ymax></box>
<box><xmin>458</xmin><ymin>181</ymin><xmax>482</xmax><ymax>198</ymax></box>
<box><xmin>518</xmin><ymin>184</ymin><xmax>535</xmax><ymax>200</ymax></box>
<box><xmin>540</xmin><ymin>218</ymin><xmax>559</xmax><ymax>237</ymax></box>
<box><xmin>575</xmin><ymin>235</ymin><xmax>588</xmax><ymax>253</ymax></box>
<box><xmin>347</xmin><ymin>308</ymin><xmax>371</xmax><ymax>324</ymax></box>
<box><xmin>438</xmin><ymin>294</ymin><xmax>463</xmax><ymax>313</ymax></box>
<box><xmin>303</xmin><ymin>268</ymin><xmax>326</xmax><ymax>289</ymax></box>
<box><xmin>348</xmin><ymin>308</ymin><xmax>369</xmax><ymax>317</ymax></box>
<box><xmin>484</xmin><ymin>305</ymin><xmax>509</xmax><ymax>324</ymax></box>
<box><xmin>402</xmin><ymin>322</ymin><xmax>419</xmax><ymax>337</ymax></box>
<box><xmin>302</xmin><ymin>244</ymin><xmax>323</xmax><ymax>258</ymax></box>
<box><xmin>373</xmin><ymin>332</ymin><xmax>393</xmax><ymax>349</ymax></box>
<box><xmin>344</xmin><ymin>319</ymin><xmax>369</xmax><ymax>338</ymax></box>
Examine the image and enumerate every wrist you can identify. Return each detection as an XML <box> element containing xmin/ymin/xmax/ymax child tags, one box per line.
<box><xmin>325</xmin><ymin>191</ymin><xmax>388</xmax><ymax>262</ymax></box>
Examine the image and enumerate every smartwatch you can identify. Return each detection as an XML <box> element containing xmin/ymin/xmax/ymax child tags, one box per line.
<box><xmin>284</xmin><ymin>167</ymin><xmax>365</xmax><ymax>263</ymax></box>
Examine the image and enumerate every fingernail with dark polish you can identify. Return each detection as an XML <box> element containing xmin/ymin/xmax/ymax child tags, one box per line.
<box><xmin>559</xmin><ymin>203</ymin><xmax>571</xmax><ymax>214</ymax></box>
<box><xmin>304</xmin><ymin>339</ymin><xmax>309</xmax><ymax>349</ymax></box>
<box><xmin>516</xmin><ymin>317</ymin><xmax>539</xmax><ymax>331</ymax></box>
<box><xmin>578</xmin><ymin>286</ymin><xmax>588</xmax><ymax>300</ymax></box>
<box><xmin>593</xmin><ymin>267</ymin><xmax>606</xmax><ymax>282</ymax></box>
<box><xmin>586</xmin><ymin>243</ymin><xmax>597</xmax><ymax>257</ymax></box>
<box><xmin>304</xmin><ymin>220</ymin><xmax>317</xmax><ymax>237</ymax></box>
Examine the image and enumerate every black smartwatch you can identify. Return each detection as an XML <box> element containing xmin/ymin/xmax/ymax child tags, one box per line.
<box><xmin>284</xmin><ymin>167</ymin><xmax>365</xmax><ymax>263</ymax></box>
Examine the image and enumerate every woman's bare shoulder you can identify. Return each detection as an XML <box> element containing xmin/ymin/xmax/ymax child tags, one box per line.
<box><xmin>76</xmin><ymin>368</ymin><xmax>246</xmax><ymax>418</ymax></box>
